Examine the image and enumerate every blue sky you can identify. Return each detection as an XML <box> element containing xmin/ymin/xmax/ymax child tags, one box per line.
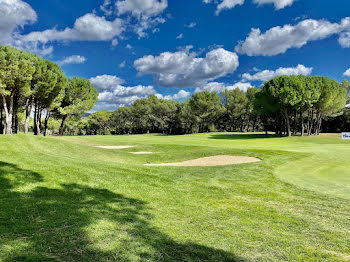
<box><xmin>1</xmin><ymin>0</ymin><xmax>350</xmax><ymax>111</ymax></box>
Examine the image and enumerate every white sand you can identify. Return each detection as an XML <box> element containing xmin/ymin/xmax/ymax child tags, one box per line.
<box><xmin>96</xmin><ymin>145</ymin><xmax>135</xmax><ymax>150</ymax></box>
<box><xmin>145</xmin><ymin>155</ymin><xmax>260</xmax><ymax>167</ymax></box>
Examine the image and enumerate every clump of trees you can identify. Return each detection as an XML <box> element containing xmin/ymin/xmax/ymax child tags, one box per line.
<box><xmin>71</xmin><ymin>76</ymin><xmax>348</xmax><ymax>137</ymax></box>
<box><xmin>69</xmin><ymin>88</ymin><xmax>263</xmax><ymax>136</ymax></box>
<box><xmin>254</xmin><ymin>76</ymin><xmax>348</xmax><ymax>136</ymax></box>
<box><xmin>0</xmin><ymin>45</ymin><xmax>98</xmax><ymax>135</ymax></box>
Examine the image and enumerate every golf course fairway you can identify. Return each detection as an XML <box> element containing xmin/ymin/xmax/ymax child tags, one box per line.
<box><xmin>0</xmin><ymin>133</ymin><xmax>349</xmax><ymax>261</ymax></box>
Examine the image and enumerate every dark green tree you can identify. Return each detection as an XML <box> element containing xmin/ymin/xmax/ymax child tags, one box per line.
<box><xmin>58</xmin><ymin>77</ymin><xmax>98</xmax><ymax>135</ymax></box>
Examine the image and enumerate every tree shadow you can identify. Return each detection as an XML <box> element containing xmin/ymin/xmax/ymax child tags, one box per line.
<box><xmin>0</xmin><ymin>161</ymin><xmax>244</xmax><ymax>261</ymax></box>
<box><xmin>209</xmin><ymin>133</ymin><xmax>280</xmax><ymax>140</ymax></box>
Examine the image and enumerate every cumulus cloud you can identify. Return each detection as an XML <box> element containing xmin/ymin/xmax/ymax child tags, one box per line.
<box><xmin>19</xmin><ymin>13</ymin><xmax>124</xmax><ymax>44</ymax></box>
<box><xmin>6</xmin><ymin>0</ymin><xmax>168</xmax><ymax>55</ymax></box>
<box><xmin>204</xmin><ymin>0</ymin><xmax>294</xmax><ymax>14</ymax></box>
<box><xmin>90</xmin><ymin>74</ymin><xmax>189</xmax><ymax>110</ymax></box>
<box><xmin>242</xmin><ymin>64</ymin><xmax>313</xmax><ymax>82</ymax></box>
<box><xmin>134</xmin><ymin>47</ymin><xmax>239</xmax><ymax>88</ymax></box>
<box><xmin>100</xmin><ymin>0</ymin><xmax>168</xmax><ymax>38</ymax></box>
<box><xmin>157</xmin><ymin>90</ymin><xmax>191</xmax><ymax>100</ymax></box>
<box><xmin>0</xmin><ymin>0</ymin><xmax>37</xmax><ymax>45</ymax></box>
<box><xmin>344</xmin><ymin>68</ymin><xmax>350</xmax><ymax>77</ymax></box>
<box><xmin>95</xmin><ymin>81</ymin><xmax>156</xmax><ymax>109</ymax></box>
<box><xmin>235</xmin><ymin>17</ymin><xmax>350</xmax><ymax>56</ymax></box>
<box><xmin>339</xmin><ymin>32</ymin><xmax>350</xmax><ymax>48</ymax></box>
<box><xmin>116</xmin><ymin>0</ymin><xmax>168</xmax><ymax>17</ymax></box>
<box><xmin>253</xmin><ymin>0</ymin><xmax>295</xmax><ymax>10</ymax></box>
<box><xmin>216</xmin><ymin>0</ymin><xmax>244</xmax><ymax>15</ymax></box>
<box><xmin>195</xmin><ymin>81</ymin><xmax>254</xmax><ymax>93</ymax></box>
<box><xmin>204</xmin><ymin>0</ymin><xmax>244</xmax><ymax>15</ymax></box>
<box><xmin>57</xmin><ymin>55</ymin><xmax>87</xmax><ymax>66</ymax></box>
<box><xmin>90</xmin><ymin>75</ymin><xmax>125</xmax><ymax>90</ymax></box>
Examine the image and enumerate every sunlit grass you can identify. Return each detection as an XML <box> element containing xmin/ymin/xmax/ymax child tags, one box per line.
<box><xmin>0</xmin><ymin>133</ymin><xmax>349</xmax><ymax>261</ymax></box>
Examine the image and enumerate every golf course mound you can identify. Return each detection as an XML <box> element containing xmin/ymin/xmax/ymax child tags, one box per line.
<box><xmin>95</xmin><ymin>145</ymin><xmax>135</xmax><ymax>149</ymax></box>
<box><xmin>145</xmin><ymin>155</ymin><xmax>261</xmax><ymax>167</ymax></box>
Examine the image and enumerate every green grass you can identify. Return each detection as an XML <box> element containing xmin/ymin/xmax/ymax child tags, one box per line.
<box><xmin>0</xmin><ymin>133</ymin><xmax>350</xmax><ymax>261</ymax></box>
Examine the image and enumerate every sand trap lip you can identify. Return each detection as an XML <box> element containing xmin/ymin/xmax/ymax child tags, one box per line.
<box><xmin>145</xmin><ymin>155</ymin><xmax>260</xmax><ymax>167</ymax></box>
<box><xmin>96</xmin><ymin>145</ymin><xmax>135</xmax><ymax>150</ymax></box>
<box><xmin>131</xmin><ymin>152</ymin><xmax>153</xmax><ymax>155</ymax></box>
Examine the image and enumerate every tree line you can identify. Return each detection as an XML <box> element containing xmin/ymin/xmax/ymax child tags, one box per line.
<box><xmin>0</xmin><ymin>45</ymin><xmax>98</xmax><ymax>135</ymax></box>
<box><xmin>64</xmin><ymin>76</ymin><xmax>348</xmax><ymax>136</ymax></box>
<box><xmin>1</xmin><ymin>45</ymin><xmax>348</xmax><ymax>136</ymax></box>
<box><xmin>62</xmin><ymin>88</ymin><xmax>261</xmax><ymax>136</ymax></box>
<box><xmin>75</xmin><ymin>76</ymin><xmax>348</xmax><ymax>137</ymax></box>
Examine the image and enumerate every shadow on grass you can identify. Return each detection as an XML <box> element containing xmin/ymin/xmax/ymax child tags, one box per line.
<box><xmin>0</xmin><ymin>161</ymin><xmax>244</xmax><ymax>261</ymax></box>
<box><xmin>209</xmin><ymin>133</ymin><xmax>280</xmax><ymax>140</ymax></box>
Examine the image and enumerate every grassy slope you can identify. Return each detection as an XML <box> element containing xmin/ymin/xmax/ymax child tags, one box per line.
<box><xmin>0</xmin><ymin>133</ymin><xmax>349</xmax><ymax>261</ymax></box>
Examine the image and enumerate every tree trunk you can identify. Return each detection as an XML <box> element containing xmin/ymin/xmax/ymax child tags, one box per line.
<box><xmin>300</xmin><ymin>109</ymin><xmax>304</xmax><ymax>137</ymax></box>
<box><xmin>14</xmin><ymin>113</ymin><xmax>19</xmax><ymax>134</ymax></box>
<box><xmin>307</xmin><ymin>109</ymin><xmax>314</xmax><ymax>136</ymax></box>
<box><xmin>284</xmin><ymin>108</ymin><xmax>291</xmax><ymax>137</ymax></box>
<box><xmin>315</xmin><ymin>113</ymin><xmax>322</xmax><ymax>136</ymax></box>
<box><xmin>44</xmin><ymin>111</ymin><xmax>51</xmax><ymax>137</ymax></box>
<box><xmin>24</xmin><ymin>97</ymin><xmax>34</xmax><ymax>134</ymax></box>
<box><xmin>2</xmin><ymin>94</ymin><xmax>14</xmax><ymax>134</ymax></box>
<box><xmin>317</xmin><ymin>117</ymin><xmax>322</xmax><ymax>135</ymax></box>
<box><xmin>33</xmin><ymin>104</ymin><xmax>37</xmax><ymax>135</ymax></box>
<box><xmin>33</xmin><ymin>104</ymin><xmax>42</xmax><ymax>136</ymax></box>
<box><xmin>59</xmin><ymin>115</ymin><xmax>68</xmax><ymax>136</ymax></box>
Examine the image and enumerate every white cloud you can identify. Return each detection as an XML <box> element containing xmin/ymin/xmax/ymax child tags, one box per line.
<box><xmin>100</xmin><ymin>0</ymin><xmax>113</xmax><ymax>16</ymax></box>
<box><xmin>216</xmin><ymin>0</ymin><xmax>244</xmax><ymax>15</ymax></box>
<box><xmin>57</xmin><ymin>55</ymin><xmax>87</xmax><ymax>66</ymax></box>
<box><xmin>204</xmin><ymin>0</ymin><xmax>294</xmax><ymax>15</ymax></box>
<box><xmin>90</xmin><ymin>75</ymin><xmax>125</xmax><ymax>90</ymax></box>
<box><xmin>185</xmin><ymin>22</ymin><xmax>197</xmax><ymax>28</ymax></box>
<box><xmin>176</xmin><ymin>33</ymin><xmax>183</xmax><ymax>39</ymax></box>
<box><xmin>101</xmin><ymin>0</ymin><xmax>168</xmax><ymax>38</ymax></box>
<box><xmin>90</xmin><ymin>74</ymin><xmax>163</xmax><ymax>110</ymax></box>
<box><xmin>195</xmin><ymin>81</ymin><xmax>253</xmax><ymax>93</ymax></box>
<box><xmin>19</xmin><ymin>13</ymin><xmax>124</xmax><ymax>44</ymax></box>
<box><xmin>96</xmin><ymin>83</ymin><xmax>156</xmax><ymax>109</ymax></box>
<box><xmin>126</xmin><ymin>44</ymin><xmax>133</xmax><ymax>49</ymax></box>
<box><xmin>157</xmin><ymin>90</ymin><xmax>191</xmax><ymax>100</ymax></box>
<box><xmin>339</xmin><ymin>32</ymin><xmax>350</xmax><ymax>48</ymax></box>
<box><xmin>0</xmin><ymin>0</ymin><xmax>37</xmax><ymax>45</ymax></box>
<box><xmin>111</xmin><ymin>39</ymin><xmax>119</xmax><ymax>47</ymax></box>
<box><xmin>116</xmin><ymin>0</ymin><xmax>168</xmax><ymax>17</ymax></box>
<box><xmin>344</xmin><ymin>68</ymin><xmax>350</xmax><ymax>77</ymax></box>
<box><xmin>242</xmin><ymin>64</ymin><xmax>313</xmax><ymax>82</ymax></box>
<box><xmin>253</xmin><ymin>0</ymin><xmax>295</xmax><ymax>10</ymax></box>
<box><xmin>235</xmin><ymin>17</ymin><xmax>350</xmax><ymax>56</ymax></box>
<box><xmin>134</xmin><ymin>47</ymin><xmax>239</xmax><ymax>88</ymax></box>
<box><xmin>204</xmin><ymin>0</ymin><xmax>244</xmax><ymax>15</ymax></box>
<box><xmin>2</xmin><ymin>0</ymin><xmax>166</xmax><ymax>54</ymax></box>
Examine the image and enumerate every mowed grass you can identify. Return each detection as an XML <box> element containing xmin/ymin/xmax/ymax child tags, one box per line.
<box><xmin>0</xmin><ymin>133</ymin><xmax>350</xmax><ymax>261</ymax></box>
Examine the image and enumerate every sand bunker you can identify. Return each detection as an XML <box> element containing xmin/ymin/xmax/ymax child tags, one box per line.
<box><xmin>96</xmin><ymin>145</ymin><xmax>135</xmax><ymax>150</ymax></box>
<box><xmin>145</xmin><ymin>155</ymin><xmax>260</xmax><ymax>167</ymax></box>
<box><xmin>131</xmin><ymin>152</ymin><xmax>153</xmax><ymax>155</ymax></box>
